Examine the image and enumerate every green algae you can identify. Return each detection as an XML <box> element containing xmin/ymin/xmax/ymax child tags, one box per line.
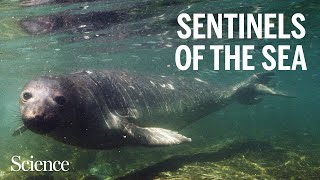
<box><xmin>1</xmin><ymin>131</ymin><xmax>320</xmax><ymax>179</ymax></box>
<box><xmin>119</xmin><ymin>135</ymin><xmax>320</xmax><ymax>180</ymax></box>
<box><xmin>0</xmin><ymin>17</ymin><xmax>26</xmax><ymax>40</ymax></box>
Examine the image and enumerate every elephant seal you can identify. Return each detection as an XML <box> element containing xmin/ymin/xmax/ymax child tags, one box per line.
<box><xmin>17</xmin><ymin>70</ymin><xmax>293</xmax><ymax>149</ymax></box>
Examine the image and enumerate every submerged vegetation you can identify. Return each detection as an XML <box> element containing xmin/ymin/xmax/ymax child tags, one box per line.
<box><xmin>119</xmin><ymin>134</ymin><xmax>320</xmax><ymax>179</ymax></box>
<box><xmin>1</xmin><ymin>132</ymin><xmax>319</xmax><ymax>179</ymax></box>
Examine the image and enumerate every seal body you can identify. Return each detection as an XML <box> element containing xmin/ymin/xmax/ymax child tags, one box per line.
<box><xmin>19</xmin><ymin>70</ymin><xmax>290</xmax><ymax>149</ymax></box>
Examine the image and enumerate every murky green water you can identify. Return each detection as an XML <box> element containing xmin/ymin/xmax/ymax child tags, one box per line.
<box><xmin>0</xmin><ymin>0</ymin><xmax>319</xmax><ymax>179</ymax></box>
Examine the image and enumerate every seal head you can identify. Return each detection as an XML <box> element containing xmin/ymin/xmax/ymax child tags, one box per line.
<box><xmin>20</xmin><ymin>77</ymin><xmax>68</xmax><ymax>134</ymax></box>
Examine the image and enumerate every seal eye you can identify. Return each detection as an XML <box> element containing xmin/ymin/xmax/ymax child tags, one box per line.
<box><xmin>23</xmin><ymin>92</ymin><xmax>32</xmax><ymax>101</ymax></box>
<box><xmin>54</xmin><ymin>96</ymin><xmax>66</xmax><ymax>106</ymax></box>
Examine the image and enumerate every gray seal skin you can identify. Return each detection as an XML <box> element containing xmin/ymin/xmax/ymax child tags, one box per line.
<box><xmin>18</xmin><ymin>70</ymin><xmax>293</xmax><ymax>149</ymax></box>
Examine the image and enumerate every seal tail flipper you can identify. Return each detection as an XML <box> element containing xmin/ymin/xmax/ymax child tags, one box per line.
<box><xmin>254</xmin><ymin>84</ymin><xmax>296</xmax><ymax>98</ymax></box>
<box><xmin>12</xmin><ymin>125</ymin><xmax>28</xmax><ymax>136</ymax></box>
<box><xmin>232</xmin><ymin>72</ymin><xmax>295</xmax><ymax>105</ymax></box>
<box><xmin>125</xmin><ymin>124</ymin><xmax>191</xmax><ymax>146</ymax></box>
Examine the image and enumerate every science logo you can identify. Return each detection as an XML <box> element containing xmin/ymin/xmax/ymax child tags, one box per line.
<box><xmin>11</xmin><ymin>156</ymin><xmax>70</xmax><ymax>172</ymax></box>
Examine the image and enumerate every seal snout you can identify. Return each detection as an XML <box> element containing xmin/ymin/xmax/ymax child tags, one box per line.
<box><xmin>22</xmin><ymin>103</ymin><xmax>60</xmax><ymax>134</ymax></box>
<box><xmin>22</xmin><ymin>105</ymin><xmax>58</xmax><ymax>134</ymax></box>
<box><xmin>23</xmin><ymin>116</ymin><xmax>57</xmax><ymax>134</ymax></box>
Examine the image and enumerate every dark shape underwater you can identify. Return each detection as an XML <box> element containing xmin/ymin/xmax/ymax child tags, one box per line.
<box><xmin>15</xmin><ymin>71</ymin><xmax>294</xmax><ymax>149</ymax></box>
<box><xmin>20</xmin><ymin>11</ymin><xmax>128</xmax><ymax>35</ymax></box>
<box><xmin>116</xmin><ymin>139</ymin><xmax>275</xmax><ymax>180</ymax></box>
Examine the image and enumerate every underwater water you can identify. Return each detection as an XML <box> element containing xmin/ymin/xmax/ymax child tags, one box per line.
<box><xmin>0</xmin><ymin>0</ymin><xmax>319</xmax><ymax>179</ymax></box>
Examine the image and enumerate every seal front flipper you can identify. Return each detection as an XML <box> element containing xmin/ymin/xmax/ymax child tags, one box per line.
<box><xmin>123</xmin><ymin>123</ymin><xmax>192</xmax><ymax>146</ymax></box>
<box><xmin>107</xmin><ymin>113</ymin><xmax>191</xmax><ymax>146</ymax></box>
